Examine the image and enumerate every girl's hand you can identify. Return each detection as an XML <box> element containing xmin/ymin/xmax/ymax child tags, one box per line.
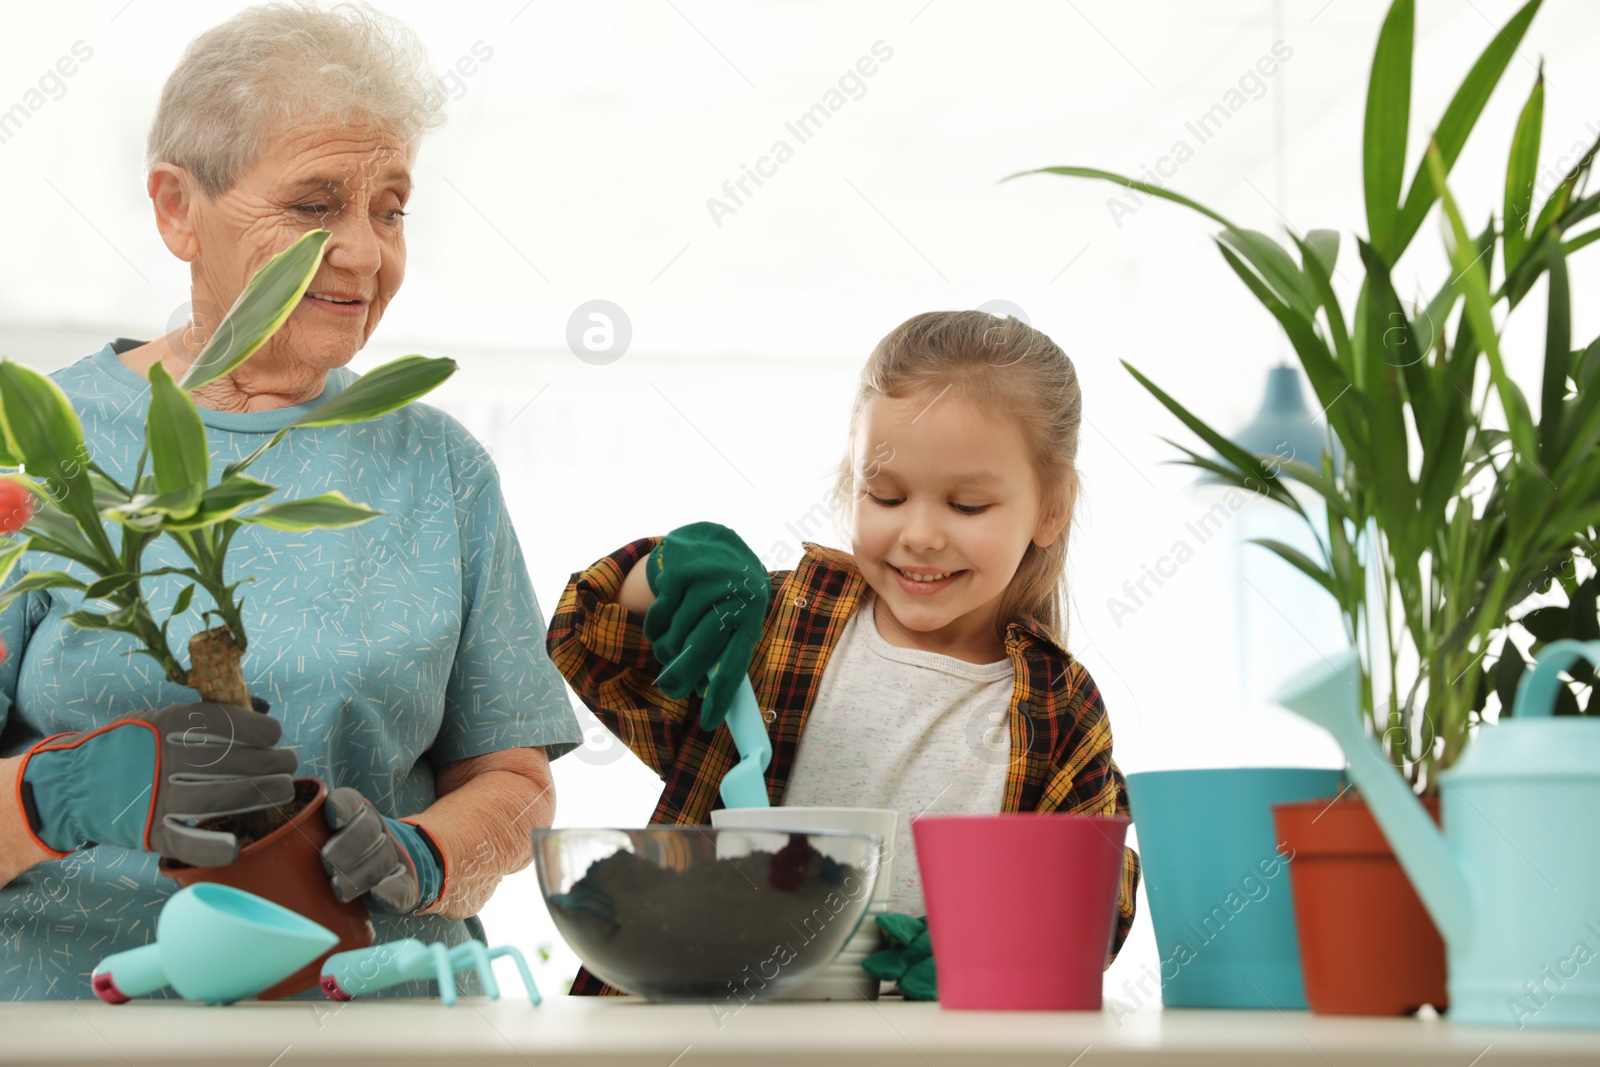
<box><xmin>643</xmin><ymin>522</ymin><xmax>769</xmax><ymax>729</ymax></box>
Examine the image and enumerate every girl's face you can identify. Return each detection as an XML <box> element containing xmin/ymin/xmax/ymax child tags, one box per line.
<box><xmin>850</xmin><ymin>388</ymin><xmax>1067</xmax><ymax>664</ymax></box>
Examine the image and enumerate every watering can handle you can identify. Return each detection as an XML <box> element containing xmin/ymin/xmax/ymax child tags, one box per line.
<box><xmin>1515</xmin><ymin>639</ymin><xmax>1600</xmax><ymax>719</ymax></box>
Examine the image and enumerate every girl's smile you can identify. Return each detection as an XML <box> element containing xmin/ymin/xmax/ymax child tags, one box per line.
<box><xmin>889</xmin><ymin>564</ymin><xmax>967</xmax><ymax>593</ymax></box>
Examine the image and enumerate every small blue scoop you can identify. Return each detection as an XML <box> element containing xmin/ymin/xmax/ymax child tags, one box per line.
<box><xmin>713</xmin><ymin>665</ymin><xmax>771</xmax><ymax>809</ymax></box>
<box><xmin>93</xmin><ymin>884</ymin><xmax>337</xmax><ymax>1005</ymax></box>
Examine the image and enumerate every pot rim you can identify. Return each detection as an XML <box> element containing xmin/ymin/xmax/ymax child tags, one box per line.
<box><xmin>158</xmin><ymin>776</ymin><xmax>328</xmax><ymax>873</ymax></box>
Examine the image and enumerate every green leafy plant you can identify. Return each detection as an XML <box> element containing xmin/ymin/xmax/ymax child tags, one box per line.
<box><xmin>0</xmin><ymin>229</ymin><xmax>457</xmax><ymax>708</ymax></box>
<box><xmin>1011</xmin><ymin>0</ymin><xmax>1598</xmax><ymax>792</ymax></box>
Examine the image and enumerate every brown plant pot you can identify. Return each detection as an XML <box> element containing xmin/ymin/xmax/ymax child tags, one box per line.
<box><xmin>159</xmin><ymin>778</ymin><xmax>375</xmax><ymax>1000</ymax></box>
<box><xmin>1273</xmin><ymin>796</ymin><xmax>1448</xmax><ymax>1016</ymax></box>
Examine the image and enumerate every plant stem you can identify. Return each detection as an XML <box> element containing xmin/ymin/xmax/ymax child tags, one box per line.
<box><xmin>187</xmin><ymin>626</ymin><xmax>249</xmax><ymax>707</ymax></box>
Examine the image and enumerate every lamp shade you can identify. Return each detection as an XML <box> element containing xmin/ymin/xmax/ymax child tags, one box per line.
<box><xmin>1230</xmin><ymin>364</ymin><xmax>1331</xmax><ymax>466</ymax></box>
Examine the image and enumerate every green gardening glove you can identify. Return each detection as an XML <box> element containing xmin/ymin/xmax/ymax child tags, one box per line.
<box><xmin>643</xmin><ymin>522</ymin><xmax>769</xmax><ymax>730</ymax></box>
<box><xmin>862</xmin><ymin>912</ymin><xmax>938</xmax><ymax>1001</ymax></box>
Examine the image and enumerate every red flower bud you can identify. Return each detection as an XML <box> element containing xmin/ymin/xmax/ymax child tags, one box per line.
<box><xmin>0</xmin><ymin>480</ymin><xmax>34</xmax><ymax>534</ymax></box>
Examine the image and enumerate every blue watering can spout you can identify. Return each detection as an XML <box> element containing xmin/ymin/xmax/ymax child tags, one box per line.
<box><xmin>1274</xmin><ymin>650</ymin><xmax>1473</xmax><ymax>948</ymax></box>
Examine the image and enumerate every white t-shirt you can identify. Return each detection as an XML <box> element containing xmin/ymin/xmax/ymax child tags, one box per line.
<box><xmin>781</xmin><ymin>593</ymin><xmax>1016</xmax><ymax>914</ymax></box>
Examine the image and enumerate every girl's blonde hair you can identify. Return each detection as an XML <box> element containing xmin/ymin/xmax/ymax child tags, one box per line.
<box><xmin>833</xmin><ymin>310</ymin><xmax>1083</xmax><ymax>649</ymax></box>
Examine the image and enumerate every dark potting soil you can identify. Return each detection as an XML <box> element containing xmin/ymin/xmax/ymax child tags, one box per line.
<box><xmin>548</xmin><ymin>834</ymin><xmax>870</xmax><ymax>1000</ymax></box>
<box><xmin>168</xmin><ymin>785</ymin><xmax>310</xmax><ymax>865</ymax></box>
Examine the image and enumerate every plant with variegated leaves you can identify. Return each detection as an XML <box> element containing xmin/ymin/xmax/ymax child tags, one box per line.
<box><xmin>0</xmin><ymin>229</ymin><xmax>456</xmax><ymax>708</ymax></box>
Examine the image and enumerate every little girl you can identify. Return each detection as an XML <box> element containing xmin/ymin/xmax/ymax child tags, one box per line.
<box><xmin>547</xmin><ymin>310</ymin><xmax>1140</xmax><ymax>996</ymax></box>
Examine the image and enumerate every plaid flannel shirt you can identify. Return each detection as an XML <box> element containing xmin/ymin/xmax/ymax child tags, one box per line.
<box><xmin>547</xmin><ymin>536</ymin><xmax>1141</xmax><ymax>996</ymax></box>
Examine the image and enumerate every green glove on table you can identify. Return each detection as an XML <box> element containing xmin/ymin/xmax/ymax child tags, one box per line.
<box><xmin>862</xmin><ymin>912</ymin><xmax>937</xmax><ymax>1001</ymax></box>
<box><xmin>17</xmin><ymin>699</ymin><xmax>297</xmax><ymax>868</ymax></box>
<box><xmin>644</xmin><ymin>521</ymin><xmax>769</xmax><ymax>730</ymax></box>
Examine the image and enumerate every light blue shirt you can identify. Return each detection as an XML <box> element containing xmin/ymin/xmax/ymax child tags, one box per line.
<box><xmin>0</xmin><ymin>341</ymin><xmax>580</xmax><ymax>1000</ymax></box>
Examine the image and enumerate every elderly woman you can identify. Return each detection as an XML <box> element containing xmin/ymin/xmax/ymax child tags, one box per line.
<box><xmin>0</xmin><ymin>4</ymin><xmax>579</xmax><ymax>999</ymax></box>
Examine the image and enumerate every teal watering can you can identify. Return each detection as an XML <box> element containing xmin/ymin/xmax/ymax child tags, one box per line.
<box><xmin>1276</xmin><ymin>640</ymin><xmax>1600</xmax><ymax>1029</ymax></box>
<box><xmin>93</xmin><ymin>883</ymin><xmax>337</xmax><ymax>1005</ymax></box>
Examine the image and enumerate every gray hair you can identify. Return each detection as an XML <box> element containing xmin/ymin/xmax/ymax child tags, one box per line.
<box><xmin>147</xmin><ymin>2</ymin><xmax>445</xmax><ymax>197</ymax></box>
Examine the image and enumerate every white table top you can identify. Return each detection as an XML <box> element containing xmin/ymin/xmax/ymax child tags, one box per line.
<box><xmin>2</xmin><ymin>997</ymin><xmax>1598</xmax><ymax>1066</ymax></box>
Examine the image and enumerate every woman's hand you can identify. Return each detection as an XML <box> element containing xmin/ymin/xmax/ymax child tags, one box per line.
<box><xmin>642</xmin><ymin>522</ymin><xmax>769</xmax><ymax>729</ymax></box>
<box><xmin>15</xmin><ymin>701</ymin><xmax>297</xmax><ymax>868</ymax></box>
<box><xmin>319</xmin><ymin>788</ymin><xmax>443</xmax><ymax>914</ymax></box>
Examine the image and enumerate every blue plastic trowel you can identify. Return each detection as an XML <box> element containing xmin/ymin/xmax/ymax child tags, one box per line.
<box><xmin>710</xmin><ymin>663</ymin><xmax>771</xmax><ymax>809</ymax></box>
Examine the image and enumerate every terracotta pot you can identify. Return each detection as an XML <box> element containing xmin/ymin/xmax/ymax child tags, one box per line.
<box><xmin>159</xmin><ymin>778</ymin><xmax>374</xmax><ymax>1000</ymax></box>
<box><xmin>1273</xmin><ymin>796</ymin><xmax>1448</xmax><ymax>1016</ymax></box>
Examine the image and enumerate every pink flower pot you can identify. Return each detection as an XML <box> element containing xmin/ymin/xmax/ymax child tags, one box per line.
<box><xmin>914</xmin><ymin>813</ymin><xmax>1128</xmax><ymax>1010</ymax></box>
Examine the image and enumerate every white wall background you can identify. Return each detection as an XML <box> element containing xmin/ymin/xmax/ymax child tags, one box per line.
<box><xmin>3</xmin><ymin>0</ymin><xmax>1597</xmax><ymax>1007</ymax></box>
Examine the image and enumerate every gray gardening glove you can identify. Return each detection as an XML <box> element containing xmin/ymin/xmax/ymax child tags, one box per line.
<box><xmin>18</xmin><ymin>699</ymin><xmax>297</xmax><ymax>867</ymax></box>
<box><xmin>319</xmin><ymin>787</ymin><xmax>444</xmax><ymax>914</ymax></box>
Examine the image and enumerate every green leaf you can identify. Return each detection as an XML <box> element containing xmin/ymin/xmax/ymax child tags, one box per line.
<box><xmin>1275</xmin><ymin>458</ymin><xmax>1354</xmax><ymax>523</ymax></box>
<box><xmin>1213</xmin><ymin>242</ymin><xmax>1360</xmax><ymax>466</ymax></box>
<box><xmin>1218</xmin><ymin>229</ymin><xmax>1317</xmax><ymax>321</ymax></box>
<box><xmin>1429</xmin><ymin>142</ymin><xmax>1538</xmax><ymax>461</ymax></box>
<box><xmin>0</xmin><ymin>361</ymin><xmax>108</xmax><ymax>561</ymax></box>
<box><xmin>1304</xmin><ymin>229</ymin><xmax>1340</xmax><ymax>277</ymax></box>
<box><xmin>1555</xmin><ymin>337</ymin><xmax>1600</xmax><ymax>483</ymax></box>
<box><xmin>20</xmin><ymin>499</ymin><xmax>103</xmax><ymax>570</ymax></box>
<box><xmin>1292</xmin><ymin>233</ymin><xmax>1355</xmax><ymax>375</ymax></box>
<box><xmin>291</xmin><ymin>355</ymin><xmax>458</xmax><ymax>429</ymax></box>
<box><xmin>1392</xmin><ymin>0</ymin><xmax>1543</xmax><ymax>257</ymax></box>
<box><xmin>1002</xmin><ymin>166</ymin><xmax>1240</xmax><ymax>230</ymax></box>
<box><xmin>1251</xmin><ymin>537</ymin><xmax>1340</xmax><ymax>601</ymax></box>
<box><xmin>1503</xmin><ymin>69</ymin><xmax>1545</xmax><ymax>270</ymax></box>
<box><xmin>1521</xmin><ymin>606</ymin><xmax>1567</xmax><ymax>643</ymax></box>
<box><xmin>160</xmin><ymin>475</ymin><xmax>278</xmax><ymax>531</ymax></box>
<box><xmin>1412</xmin><ymin>272</ymin><xmax>1461</xmax><ymax>357</ymax></box>
<box><xmin>88</xmin><ymin>471</ymin><xmax>133</xmax><ymax>513</ymax></box>
<box><xmin>61</xmin><ymin>609</ymin><xmax>127</xmax><ymax>632</ymax></box>
<box><xmin>1123</xmin><ymin>361</ymin><xmax>1304</xmax><ymax>518</ymax></box>
<box><xmin>172</xmin><ymin>583</ymin><xmax>195</xmax><ymax>617</ymax></box>
<box><xmin>101</xmin><ymin>485</ymin><xmax>203</xmax><ymax>525</ymax></box>
<box><xmin>146</xmin><ymin>361</ymin><xmax>209</xmax><ymax>498</ymax></box>
<box><xmin>1539</xmin><ymin>237</ymin><xmax>1571</xmax><ymax>467</ymax></box>
<box><xmin>83</xmin><ymin>573</ymin><xmax>137</xmax><ymax>600</ymax></box>
<box><xmin>1564</xmin><ymin>227</ymin><xmax>1600</xmax><ymax>257</ymax></box>
<box><xmin>238</xmin><ymin>491</ymin><xmax>384</xmax><ymax>532</ymax></box>
<box><xmin>0</xmin><ymin>537</ymin><xmax>33</xmax><ymax>593</ymax></box>
<box><xmin>1364</xmin><ymin>0</ymin><xmax>1414</xmax><ymax>258</ymax></box>
<box><xmin>1359</xmin><ymin>240</ymin><xmax>1430</xmax><ymax>437</ymax></box>
<box><xmin>177</xmin><ymin>229</ymin><xmax>331</xmax><ymax>391</ymax></box>
<box><xmin>1326</xmin><ymin>509</ymin><xmax>1362</xmax><ymax>621</ymax></box>
<box><xmin>1571</xmin><ymin>576</ymin><xmax>1600</xmax><ymax>643</ymax></box>
<box><xmin>221</xmin><ymin>355</ymin><xmax>458</xmax><ymax>481</ymax></box>
<box><xmin>0</xmin><ymin>420</ymin><xmax>20</xmax><ymax>467</ymax></box>
<box><xmin>1494</xmin><ymin>641</ymin><xmax>1527</xmax><ymax>716</ymax></box>
<box><xmin>0</xmin><ymin>567</ymin><xmax>83</xmax><ymax>613</ymax></box>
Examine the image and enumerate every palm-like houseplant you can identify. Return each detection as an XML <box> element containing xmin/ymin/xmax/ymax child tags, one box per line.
<box><xmin>1013</xmin><ymin>0</ymin><xmax>1598</xmax><ymax>794</ymax></box>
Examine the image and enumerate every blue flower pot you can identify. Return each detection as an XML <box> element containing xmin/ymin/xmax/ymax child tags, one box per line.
<box><xmin>1126</xmin><ymin>767</ymin><xmax>1343</xmax><ymax>1009</ymax></box>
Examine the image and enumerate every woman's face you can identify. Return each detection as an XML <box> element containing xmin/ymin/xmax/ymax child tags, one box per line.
<box><xmin>185</xmin><ymin>122</ymin><xmax>411</xmax><ymax>372</ymax></box>
<box><xmin>850</xmin><ymin>388</ymin><xmax>1064</xmax><ymax>662</ymax></box>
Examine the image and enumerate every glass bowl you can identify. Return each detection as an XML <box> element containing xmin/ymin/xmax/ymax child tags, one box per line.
<box><xmin>532</xmin><ymin>826</ymin><xmax>882</xmax><ymax>1002</ymax></box>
